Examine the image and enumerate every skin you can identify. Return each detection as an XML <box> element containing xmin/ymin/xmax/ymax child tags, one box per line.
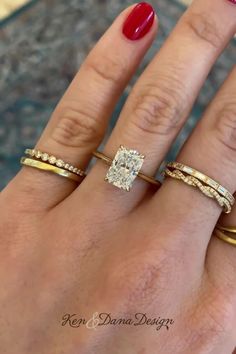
<box><xmin>1</xmin><ymin>0</ymin><xmax>236</xmax><ymax>353</ymax></box>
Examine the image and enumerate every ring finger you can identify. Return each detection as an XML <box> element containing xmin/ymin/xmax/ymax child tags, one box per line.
<box><xmin>159</xmin><ymin>69</ymin><xmax>236</xmax><ymax>331</ymax></box>
<box><xmin>155</xmin><ymin>66</ymin><xmax>236</xmax><ymax>253</ymax></box>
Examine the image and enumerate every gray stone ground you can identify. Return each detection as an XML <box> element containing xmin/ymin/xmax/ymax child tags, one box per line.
<box><xmin>0</xmin><ymin>0</ymin><xmax>235</xmax><ymax>189</ymax></box>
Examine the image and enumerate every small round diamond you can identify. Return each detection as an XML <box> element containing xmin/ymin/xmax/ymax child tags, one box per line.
<box><xmin>73</xmin><ymin>167</ymin><xmax>78</xmax><ymax>173</ymax></box>
<box><xmin>56</xmin><ymin>159</ymin><xmax>64</xmax><ymax>168</ymax></box>
<box><xmin>35</xmin><ymin>150</ymin><xmax>42</xmax><ymax>158</ymax></box>
<box><xmin>64</xmin><ymin>163</ymin><xmax>70</xmax><ymax>170</ymax></box>
<box><xmin>31</xmin><ymin>149</ymin><xmax>36</xmax><ymax>157</ymax></box>
<box><xmin>49</xmin><ymin>156</ymin><xmax>56</xmax><ymax>164</ymax></box>
<box><xmin>69</xmin><ymin>166</ymin><xmax>74</xmax><ymax>171</ymax></box>
<box><xmin>42</xmin><ymin>153</ymin><xmax>49</xmax><ymax>161</ymax></box>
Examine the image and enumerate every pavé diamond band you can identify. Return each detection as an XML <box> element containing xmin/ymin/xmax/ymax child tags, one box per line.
<box><xmin>93</xmin><ymin>146</ymin><xmax>161</xmax><ymax>191</ymax></box>
<box><xmin>167</xmin><ymin>162</ymin><xmax>234</xmax><ymax>206</ymax></box>
<box><xmin>163</xmin><ymin>162</ymin><xmax>234</xmax><ymax>214</ymax></box>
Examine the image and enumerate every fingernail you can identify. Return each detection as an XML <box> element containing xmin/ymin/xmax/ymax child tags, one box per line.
<box><xmin>122</xmin><ymin>2</ymin><xmax>155</xmax><ymax>41</ymax></box>
<box><xmin>227</xmin><ymin>0</ymin><xmax>236</xmax><ymax>3</ymax></box>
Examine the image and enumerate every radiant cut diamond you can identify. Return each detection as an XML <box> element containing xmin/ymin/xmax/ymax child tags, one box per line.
<box><xmin>105</xmin><ymin>146</ymin><xmax>145</xmax><ymax>191</ymax></box>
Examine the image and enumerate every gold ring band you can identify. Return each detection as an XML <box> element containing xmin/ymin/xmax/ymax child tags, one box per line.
<box><xmin>216</xmin><ymin>224</ymin><xmax>236</xmax><ymax>233</ymax></box>
<box><xmin>21</xmin><ymin>157</ymin><xmax>81</xmax><ymax>182</ymax></box>
<box><xmin>214</xmin><ymin>228</ymin><xmax>236</xmax><ymax>246</ymax></box>
<box><xmin>167</xmin><ymin>162</ymin><xmax>234</xmax><ymax>205</ymax></box>
<box><xmin>93</xmin><ymin>151</ymin><xmax>111</xmax><ymax>165</ymax></box>
<box><xmin>164</xmin><ymin>168</ymin><xmax>231</xmax><ymax>213</ymax></box>
<box><xmin>93</xmin><ymin>148</ymin><xmax>161</xmax><ymax>190</ymax></box>
<box><xmin>25</xmin><ymin>149</ymin><xmax>86</xmax><ymax>177</ymax></box>
<box><xmin>164</xmin><ymin>162</ymin><xmax>234</xmax><ymax>214</ymax></box>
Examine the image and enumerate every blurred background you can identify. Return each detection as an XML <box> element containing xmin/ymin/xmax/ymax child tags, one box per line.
<box><xmin>0</xmin><ymin>0</ymin><xmax>235</xmax><ymax>190</ymax></box>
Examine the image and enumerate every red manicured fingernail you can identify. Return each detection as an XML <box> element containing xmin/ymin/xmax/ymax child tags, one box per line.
<box><xmin>122</xmin><ymin>2</ymin><xmax>155</xmax><ymax>41</ymax></box>
<box><xmin>227</xmin><ymin>0</ymin><xmax>236</xmax><ymax>3</ymax></box>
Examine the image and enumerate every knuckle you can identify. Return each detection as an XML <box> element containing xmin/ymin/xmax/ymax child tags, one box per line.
<box><xmin>214</xmin><ymin>103</ymin><xmax>236</xmax><ymax>154</ymax></box>
<box><xmin>184</xmin><ymin>12</ymin><xmax>223</xmax><ymax>49</ymax></box>
<box><xmin>51</xmin><ymin>103</ymin><xmax>103</xmax><ymax>148</ymax></box>
<box><xmin>108</xmin><ymin>244</ymin><xmax>174</xmax><ymax>310</ymax></box>
<box><xmin>203</xmin><ymin>303</ymin><xmax>232</xmax><ymax>338</ymax></box>
<box><xmin>188</xmin><ymin>286</ymin><xmax>235</xmax><ymax>348</ymax></box>
<box><xmin>129</xmin><ymin>81</ymin><xmax>184</xmax><ymax>137</ymax></box>
<box><xmin>83</xmin><ymin>52</ymin><xmax>127</xmax><ymax>84</ymax></box>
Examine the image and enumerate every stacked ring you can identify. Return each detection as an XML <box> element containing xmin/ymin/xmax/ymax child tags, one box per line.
<box><xmin>214</xmin><ymin>225</ymin><xmax>236</xmax><ymax>246</ymax></box>
<box><xmin>21</xmin><ymin>157</ymin><xmax>82</xmax><ymax>182</ymax></box>
<box><xmin>20</xmin><ymin>148</ymin><xmax>86</xmax><ymax>183</ymax></box>
<box><xmin>25</xmin><ymin>149</ymin><xmax>86</xmax><ymax>177</ymax></box>
<box><xmin>163</xmin><ymin>162</ymin><xmax>234</xmax><ymax>214</ymax></box>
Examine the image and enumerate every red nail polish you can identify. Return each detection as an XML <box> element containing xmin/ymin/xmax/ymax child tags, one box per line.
<box><xmin>228</xmin><ymin>0</ymin><xmax>236</xmax><ymax>3</ymax></box>
<box><xmin>122</xmin><ymin>2</ymin><xmax>155</xmax><ymax>41</ymax></box>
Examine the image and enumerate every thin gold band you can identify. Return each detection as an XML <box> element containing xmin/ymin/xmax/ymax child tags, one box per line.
<box><xmin>93</xmin><ymin>151</ymin><xmax>161</xmax><ymax>187</ymax></box>
<box><xmin>21</xmin><ymin>157</ymin><xmax>81</xmax><ymax>182</ymax></box>
<box><xmin>214</xmin><ymin>228</ymin><xmax>236</xmax><ymax>246</ymax></box>
<box><xmin>216</xmin><ymin>224</ymin><xmax>236</xmax><ymax>233</ymax></box>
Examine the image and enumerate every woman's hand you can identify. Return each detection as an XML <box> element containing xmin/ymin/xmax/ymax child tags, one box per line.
<box><xmin>1</xmin><ymin>1</ymin><xmax>236</xmax><ymax>353</ymax></box>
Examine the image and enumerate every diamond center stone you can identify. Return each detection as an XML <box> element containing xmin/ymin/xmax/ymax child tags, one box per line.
<box><xmin>105</xmin><ymin>146</ymin><xmax>145</xmax><ymax>191</ymax></box>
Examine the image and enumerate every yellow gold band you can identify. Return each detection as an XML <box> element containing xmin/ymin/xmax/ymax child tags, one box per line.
<box><xmin>216</xmin><ymin>224</ymin><xmax>236</xmax><ymax>233</ymax></box>
<box><xmin>164</xmin><ymin>168</ymin><xmax>231</xmax><ymax>214</ymax></box>
<box><xmin>214</xmin><ymin>228</ymin><xmax>236</xmax><ymax>246</ymax></box>
<box><xmin>25</xmin><ymin>148</ymin><xmax>86</xmax><ymax>177</ymax></box>
<box><xmin>21</xmin><ymin>157</ymin><xmax>81</xmax><ymax>182</ymax></box>
<box><xmin>167</xmin><ymin>162</ymin><xmax>234</xmax><ymax>206</ymax></box>
<box><xmin>93</xmin><ymin>151</ymin><xmax>161</xmax><ymax>187</ymax></box>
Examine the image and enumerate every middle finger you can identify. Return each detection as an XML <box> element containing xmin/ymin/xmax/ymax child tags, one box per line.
<box><xmin>83</xmin><ymin>0</ymin><xmax>236</xmax><ymax>215</ymax></box>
